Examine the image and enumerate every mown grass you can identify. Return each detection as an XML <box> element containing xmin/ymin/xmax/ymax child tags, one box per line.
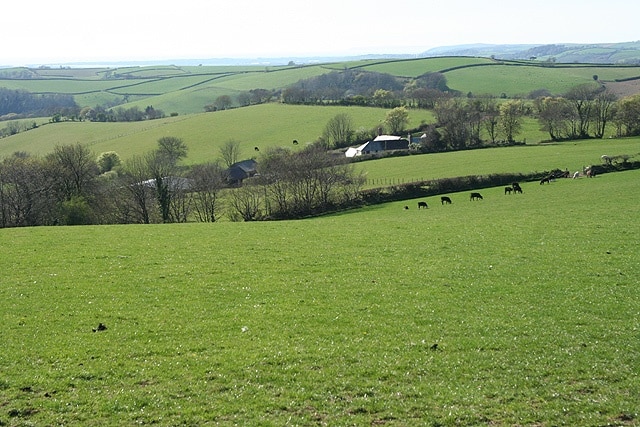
<box><xmin>1</xmin><ymin>169</ymin><xmax>638</xmax><ymax>426</ymax></box>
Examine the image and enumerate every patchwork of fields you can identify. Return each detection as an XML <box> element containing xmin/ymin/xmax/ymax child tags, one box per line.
<box><xmin>1</xmin><ymin>169</ymin><xmax>639</xmax><ymax>425</ymax></box>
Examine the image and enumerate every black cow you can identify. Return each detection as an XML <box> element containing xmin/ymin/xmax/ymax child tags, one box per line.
<box><xmin>254</xmin><ymin>146</ymin><xmax>260</xmax><ymax>151</ymax></box>
<box><xmin>504</xmin><ymin>187</ymin><xmax>513</xmax><ymax>195</ymax></box>
<box><xmin>418</xmin><ymin>201</ymin><xmax>428</xmax><ymax>209</ymax></box>
<box><xmin>540</xmin><ymin>177</ymin><xmax>550</xmax><ymax>185</ymax></box>
<box><xmin>92</xmin><ymin>323</ymin><xmax>107</xmax><ymax>332</ymax></box>
<box><xmin>470</xmin><ymin>192</ymin><xmax>483</xmax><ymax>201</ymax></box>
<box><xmin>441</xmin><ymin>196</ymin><xmax>452</xmax><ymax>205</ymax></box>
<box><xmin>512</xmin><ymin>182</ymin><xmax>523</xmax><ymax>193</ymax></box>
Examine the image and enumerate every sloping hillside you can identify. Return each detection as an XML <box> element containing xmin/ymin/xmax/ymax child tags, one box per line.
<box><xmin>422</xmin><ymin>41</ymin><xmax>640</xmax><ymax>64</ymax></box>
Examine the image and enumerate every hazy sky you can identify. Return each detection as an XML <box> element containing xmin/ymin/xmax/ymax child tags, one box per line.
<box><xmin>2</xmin><ymin>0</ymin><xmax>638</xmax><ymax>66</ymax></box>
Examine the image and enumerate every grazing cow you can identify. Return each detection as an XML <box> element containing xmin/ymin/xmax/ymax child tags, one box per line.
<box><xmin>504</xmin><ymin>186</ymin><xmax>513</xmax><ymax>195</ymax></box>
<box><xmin>293</xmin><ymin>139</ymin><xmax>299</xmax><ymax>145</ymax></box>
<box><xmin>254</xmin><ymin>146</ymin><xmax>260</xmax><ymax>151</ymax></box>
<box><xmin>92</xmin><ymin>323</ymin><xmax>107</xmax><ymax>332</ymax></box>
<box><xmin>573</xmin><ymin>171</ymin><xmax>580</xmax><ymax>179</ymax></box>
<box><xmin>403</xmin><ymin>205</ymin><xmax>409</xmax><ymax>210</ymax></box>
<box><xmin>586</xmin><ymin>168</ymin><xmax>595</xmax><ymax>178</ymax></box>
<box><xmin>441</xmin><ymin>196</ymin><xmax>452</xmax><ymax>205</ymax></box>
<box><xmin>540</xmin><ymin>177</ymin><xmax>550</xmax><ymax>185</ymax></box>
<box><xmin>470</xmin><ymin>192</ymin><xmax>483</xmax><ymax>201</ymax></box>
<box><xmin>418</xmin><ymin>201</ymin><xmax>428</xmax><ymax>209</ymax></box>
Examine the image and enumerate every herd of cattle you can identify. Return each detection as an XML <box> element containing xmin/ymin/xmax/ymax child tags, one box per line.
<box><xmin>405</xmin><ymin>176</ymin><xmax>574</xmax><ymax>210</ymax></box>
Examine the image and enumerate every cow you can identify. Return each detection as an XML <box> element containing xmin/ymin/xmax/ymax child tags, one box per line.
<box><xmin>504</xmin><ymin>187</ymin><xmax>513</xmax><ymax>195</ymax></box>
<box><xmin>293</xmin><ymin>139</ymin><xmax>299</xmax><ymax>145</ymax></box>
<box><xmin>92</xmin><ymin>323</ymin><xmax>107</xmax><ymax>332</ymax></box>
<box><xmin>418</xmin><ymin>201</ymin><xmax>428</xmax><ymax>209</ymax></box>
<box><xmin>512</xmin><ymin>182</ymin><xmax>523</xmax><ymax>193</ymax></box>
<box><xmin>403</xmin><ymin>205</ymin><xmax>409</xmax><ymax>210</ymax></box>
<box><xmin>470</xmin><ymin>192</ymin><xmax>483</xmax><ymax>201</ymax></box>
<box><xmin>254</xmin><ymin>146</ymin><xmax>260</xmax><ymax>151</ymax></box>
<box><xmin>441</xmin><ymin>196</ymin><xmax>452</xmax><ymax>205</ymax></box>
<box><xmin>540</xmin><ymin>177</ymin><xmax>550</xmax><ymax>185</ymax></box>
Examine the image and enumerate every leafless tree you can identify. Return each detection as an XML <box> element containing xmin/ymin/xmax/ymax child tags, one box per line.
<box><xmin>219</xmin><ymin>139</ymin><xmax>242</xmax><ymax>168</ymax></box>
<box><xmin>187</xmin><ymin>162</ymin><xmax>226</xmax><ymax>222</ymax></box>
<box><xmin>228</xmin><ymin>181</ymin><xmax>264</xmax><ymax>221</ymax></box>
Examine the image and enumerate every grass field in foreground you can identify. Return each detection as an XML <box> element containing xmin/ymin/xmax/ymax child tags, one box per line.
<box><xmin>1</xmin><ymin>170</ymin><xmax>639</xmax><ymax>426</ymax></box>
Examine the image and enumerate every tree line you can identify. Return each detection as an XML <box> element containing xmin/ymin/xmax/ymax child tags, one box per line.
<box><xmin>281</xmin><ymin>69</ymin><xmax>451</xmax><ymax>108</ymax></box>
<box><xmin>0</xmin><ymin>139</ymin><xmax>364</xmax><ymax>228</ymax></box>
<box><xmin>318</xmin><ymin>82</ymin><xmax>640</xmax><ymax>152</ymax></box>
<box><xmin>0</xmin><ymin>88</ymin><xmax>77</xmax><ymax>118</ymax></box>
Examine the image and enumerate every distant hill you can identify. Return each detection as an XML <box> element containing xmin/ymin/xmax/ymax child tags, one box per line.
<box><xmin>421</xmin><ymin>41</ymin><xmax>640</xmax><ymax>64</ymax></box>
<box><xmin>5</xmin><ymin>41</ymin><xmax>639</xmax><ymax>69</ymax></box>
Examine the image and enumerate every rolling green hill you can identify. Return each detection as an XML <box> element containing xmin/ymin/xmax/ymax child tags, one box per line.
<box><xmin>3</xmin><ymin>57</ymin><xmax>640</xmax><ymax>117</ymax></box>
<box><xmin>0</xmin><ymin>104</ymin><xmax>428</xmax><ymax>163</ymax></box>
<box><xmin>2</xmin><ymin>56</ymin><xmax>640</xmax><ymax>168</ymax></box>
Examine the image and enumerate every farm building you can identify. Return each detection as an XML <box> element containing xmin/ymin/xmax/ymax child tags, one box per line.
<box><xmin>345</xmin><ymin>135</ymin><xmax>409</xmax><ymax>157</ymax></box>
<box><xmin>140</xmin><ymin>176</ymin><xmax>194</xmax><ymax>191</ymax></box>
<box><xmin>226</xmin><ymin>159</ymin><xmax>258</xmax><ymax>185</ymax></box>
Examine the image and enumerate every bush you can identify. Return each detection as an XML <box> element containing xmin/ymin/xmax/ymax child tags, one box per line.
<box><xmin>61</xmin><ymin>196</ymin><xmax>94</xmax><ymax>225</ymax></box>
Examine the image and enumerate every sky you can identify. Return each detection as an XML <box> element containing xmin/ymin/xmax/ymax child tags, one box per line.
<box><xmin>2</xmin><ymin>0</ymin><xmax>639</xmax><ymax>66</ymax></box>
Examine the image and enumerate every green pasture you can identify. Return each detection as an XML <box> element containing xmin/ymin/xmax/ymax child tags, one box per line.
<box><xmin>445</xmin><ymin>65</ymin><xmax>582</xmax><ymax>97</ymax></box>
<box><xmin>1</xmin><ymin>169</ymin><xmax>638</xmax><ymax>426</ymax></box>
<box><xmin>443</xmin><ymin>64</ymin><xmax>640</xmax><ymax>97</ymax></box>
<box><xmin>110</xmin><ymin>65</ymin><xmax>337</xmax><ymax>114</ymax></box>
<box><xmin>356</xmin><ymin>137</ymin><xmax>640</xmax><ymax>187</ymax></box>
<box><xmin>354</xmin><ymin>56</ymin><xmax>495</xmax><ymax>77</ymax></box>
<box><xmin>0</xmin><ymin>104</ymin><xmax>420</xmax><ymax>162</ymax></box>
<box><xmin>3</xmin><ymin>58</ymin><xmax>640</xmax><ymax>117</ymax></box>
<box><xmin>0</xmin><ymin>78</ymin><xmax>122</xmax><ymax>95</ymax></box>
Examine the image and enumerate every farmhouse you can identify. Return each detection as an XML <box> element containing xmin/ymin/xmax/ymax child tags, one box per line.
<box><xmin>140</xmin><ymin>176</ymin><xmax>194</xmax><ymax>191</ymax></box>
<box><xmin>226</xmin><ymin>159</ymin><xmax>258</xmax><ymax>185</ymax></box>
<box><xmin>345</xmin><ymin>135</ymin><xmax>409</xmax><ymax>157</ymax></box>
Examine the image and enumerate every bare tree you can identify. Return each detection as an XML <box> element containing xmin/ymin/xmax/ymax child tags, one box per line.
<box><xmin>119</xmin><ymin>154</ymin><xmax>155</xmax><ymax>224</ymax></box>
<box><xmin>592</xmin><ymin>89</ymin><xmax>617</xmax><ymax>138</ymax></box>
<box><xmin>499</xmin><ymin>100</ymin><xmax>524</xmax><ymax>143</ymax></box>
<box><xmin>564</xmin><ymin>84</ymin><xmax>598</xmax><ymax>139</ymax></box>
<box><xmin>156</xmin><ymin>136</ymin><xmax>188</xmax><ymax>167</ymax></box>
<box><xmin>434</xmin><ymin>98</ymin><xmax>470</xmax><ymax>149</ymax></box>
<box><xmin>219</xmin><ymin>139</ymin><xmax>242</xmax><ymax>168</ymax></box>
<box><xmin>47</xmin><ymin>143</ymin><xmax>99</xmax><ymax>201</ymax></box>
<box><xmin>228</xmin><ymin>182</ymin><xmax>264</xmax><ymax>221</ymax></box>
<box><xmin>0</xmin><ymin>153</ymin><xmax>55</xmax><ymax>227</ymax></box>
<box><xmin>535</xmin><ymin>96</ymin><xmax>572</xmax><ymax>141</ymax></box>
<box><xmin>188</xmin><ymin>162</ymin><xmax>226</xmax><ymax>222</ymax></box>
